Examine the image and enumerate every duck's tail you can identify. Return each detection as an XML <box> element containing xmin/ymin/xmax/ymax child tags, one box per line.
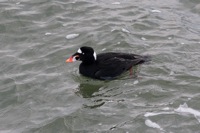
<box><xmin>137</xmin><ymin>55</ymin><xmax>151</xmax><ymax>65</ymax></box>
<box><xmin>143</xmin><ymin>55</ymin><xmax>151</xmax><ymax>63</ymax></box>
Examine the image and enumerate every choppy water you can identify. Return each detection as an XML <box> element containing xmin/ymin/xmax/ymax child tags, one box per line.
<box><xmin>1</xmin><ymin>0</ymin><xmax>200</xmax><ymax>133</ymax></box>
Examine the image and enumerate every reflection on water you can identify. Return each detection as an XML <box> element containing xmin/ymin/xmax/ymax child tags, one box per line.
<box><xmin>75</xmin><ymin>82</ymin><xmax>106</xmax><ymax>108</ymax></box>
<box><xmin>74</xmin><ymin>65</ymin><xmax>141</xmax><ymax>99</ymax></box>
<box><xmin>76</xmin><ymin>83</ymin><xmax>104</xmax><ymax>98</ymax></box>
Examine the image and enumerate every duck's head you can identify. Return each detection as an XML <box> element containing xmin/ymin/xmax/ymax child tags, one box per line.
<box><xmin>66</xmin><ymin>46</ymin><xmax>97</xmax><ymax>64</ymax></box>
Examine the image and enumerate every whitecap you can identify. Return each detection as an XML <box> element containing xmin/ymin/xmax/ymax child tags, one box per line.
<box><xmin>112</xmin><ymin>2</ymin><xmax>120</xmax><ymax>5</ymax></box>
<box><xmin>66</xmin><ymin>34</ymin><xmax>79</xmax><ymax>39</ymax></box>
<box><xmin>45</xmin><ymin>32</ymin><xmax>52</xmax><ymax>35</ymax></box>
<box><xmin>144</xmin><ymin>43</ymin><xmax>149</xmax><ymax>46</ymax></box>
<box><xmin>122</xmin><ymin>28</ymin><xmax>130</xmax><ymax>33</ymax></box>
<box><xmin>175</xmin><ymin>103</ymin><xmax>200</xmax><ymax>123</ymax></box>
<box><xmin>151</xmin><ymin>10</ymin><xmax>161</xmax><ymax>13</ymax></box>
<box><xmin>168</xmin><ymin>37</ymin><xmax>172</xmax><ymax>40</ymax></box>
<box><xmin>141</xmin><ymin>37</ymin><xmax>147</xmax><ymax>41</ymax></box>
<box><xmin>188</xmin><ymin>97</ymin><xmax>191</xmax><ymax>100</ymax></box>
<box><xmin>133</xmin><ymin>80</ymin><xmax>139</xmax><ymax>85</ymax></box>
<box><xmin>162</xmin><ymin>107</ymin><xmax>170</xmax><ymax>111</ymax></box>
<box><xmin>169</xmin><ymin>71</ymin><xmax>174</xmax><ymax>76</ymax></box>
<box><xmin>144</xmin><ymin>111</ymin><xmax>174</xmax><ymax>117</ymax></box>
<box><xmin>145</xmin><ymin>119</ymin><xmax>164</xmax><ymax>131</ymax></box>
<box><xmin>111</xmin><ymin>29</ymin><xmax>116</xmax><ymax>32</ymax></box>
<box><xmin>101</xmin><ymin>48</ymin><xmax>106</xmax><ymax>51</ymax></box>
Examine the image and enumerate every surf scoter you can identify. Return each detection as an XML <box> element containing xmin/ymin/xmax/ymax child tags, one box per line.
<box><xmin>66</xmin><ymin>46</ymin><xmax>150</xmax><ymax>80</ymax></box>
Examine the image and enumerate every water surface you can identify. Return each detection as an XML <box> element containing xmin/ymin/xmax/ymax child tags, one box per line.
<box><xmin>0</xmin><ymin>0</ymin><xmax>200</xmax><ymax>133</ymax></box>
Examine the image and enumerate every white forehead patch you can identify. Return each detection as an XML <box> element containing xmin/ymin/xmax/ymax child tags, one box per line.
<box><xmin>77</xmin><ymin>48</ymin><xmax>82</xmax><ymax>54</ymax></box>
<box><xmin>93</xmin><ymin>52</ymin><xmax>97</xmax><ymax>60</ymax></box>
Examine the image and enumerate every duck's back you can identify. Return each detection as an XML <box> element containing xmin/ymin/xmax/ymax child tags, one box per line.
<box><xmin>79</xmin><ymin>52</ymin><xmax>150</xmax><ymax>80</ymax></box>
<box><xmin>97</xmin><ymin>52</ymin><xmax>144</xmax><ymax>61</ymax></box>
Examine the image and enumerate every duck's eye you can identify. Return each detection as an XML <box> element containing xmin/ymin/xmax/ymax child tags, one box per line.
<box><xmin>75</xmin><ymin>55</ymin><xmax>80</xmax><ymax>60</ymax></box>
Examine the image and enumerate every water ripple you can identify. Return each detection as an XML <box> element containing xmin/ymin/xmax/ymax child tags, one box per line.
<box><xmin>0</xmin><ymin>0</ymin><xmax>200</xmax><ymax>133</ymax></box>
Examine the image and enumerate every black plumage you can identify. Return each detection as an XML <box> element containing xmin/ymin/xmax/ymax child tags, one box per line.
<box><xmin>66</xmin><ymin>46</ymin><xmax>150</xmax><ymax>80</ymax></box>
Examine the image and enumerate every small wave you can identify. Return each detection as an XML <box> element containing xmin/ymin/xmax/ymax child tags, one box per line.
<box><xmin>144</xmin><ymin>111</ymin><xmax>174</xmax><ymax>117</ymax></box>
<box><xmin>112</xmin><ymin>2</ymin><xmax>120</xmax><ymax>5</ymax></box>
<box><xmin>151</xmin><ymin>9</ymin><xmax>161</xmax><ymax>13</ymax></box>
<box><xmin>121</xmin><ymin>28</ymin><xmax>130</xmax><ymax>33</ymax></box>
<box><xmin>145</xmin><ymin>119</ymin><xmax>164</xmax><ymax>131</ymax></box>
<box><xmin>66</xmin><ymin>34</ymin><xmax>79</xmax><ymax>39</ymax></box>
<box><xmin>175</xmin><ymin>103</ymin><xmax>200</xmax><ymax>123</ymax></box>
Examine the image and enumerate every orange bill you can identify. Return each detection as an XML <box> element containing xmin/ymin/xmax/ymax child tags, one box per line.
<box><xmin>66</xmin><ymin>56</ymin><xmax>73</xmax><ymax>63</ymax></box>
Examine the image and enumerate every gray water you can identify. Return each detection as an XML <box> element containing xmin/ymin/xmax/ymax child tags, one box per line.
<box><xmin>1</xmin><ymin>0</ymin><xmax>200</xmax><ymax>133</ymax></box>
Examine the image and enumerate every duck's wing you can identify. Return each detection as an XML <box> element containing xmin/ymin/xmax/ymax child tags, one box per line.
<box><xmin>94</xmin><ymin>57</ymin><xmax>142</xmax><ymax>80</ymax></box>
<box><xmin>97</xmin><ymin>52</ymin><xmax>150</xmax><ymax>63</ymax></box>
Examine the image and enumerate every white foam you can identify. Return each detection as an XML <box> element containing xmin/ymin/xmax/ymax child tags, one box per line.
<box><xmin>66</xmin><ymin>34</ymin><xmax>79</xmax><ymax>39</ymax></box>
<box><xmin>188</xmin><ymin>97</ymin><xmax>191</xmax><ymax>100</ymax></box>
<box><xmin>141</xmin><ymin>37</ymin><xmax>147</xmax><ymax>41</ymax></box>
<box><xmin>133</xmin><ymin>80</ymin><xmax>139</xmax><ymax>85</ymax></box>
<box><xmin>162</xmin><ymin>107</ymin><xmax>170</xmax><ymax>111</ymax></box>
<box><xmin>175</xmin><ymin>103</ymin><xmax>200</xmax><ymax>123</ymax></box>
<box><xmin>144</xmin><ymin>43</ymin><xmax>149</xmax><ymax>46</ymax></box>
<box><xmin>145</xmin><ymin>119</ymin><xmax>164</xmax><ymax>131</ymax></box>
<box><xmin>101</xmin><ymin>48</ymin><xmax>106</xmax><ymax>51</ymax></box>
<box><xmin>111</xmin><ymin>29</ymin><xmax>116</xmax><ymax>32</ymax></box>
<box><xmin>168</xmin><ymin>37</ymin><xmax>172</xmax><ymax>40</ymax></box>
<box><xmin>169</xmin><ymin>71</ymin><xmax>174</xmax><ymax>76</ymax></box>
<box><xmin>144</xmin><ymin>111</ymin><xmax>174</xmax><ymax>117</ymax></box>
<box><xmin>151</xmin><ymin>10</ymin><xmax>161</xmax><ymax>13</ymax></box>
<box><xmin>122</xmin><ymin>28</ymin><xmax>130</xmax><ymax>33</ymax></box>
<box><xmin>45</xmin><ymin>32</ymin><xmax>52</xmax><ymax>35</ymax></box>
<box><xmin>112</xmin><ymin>2</ymin><xmax>120</xmax><ymax>5</ymax></box>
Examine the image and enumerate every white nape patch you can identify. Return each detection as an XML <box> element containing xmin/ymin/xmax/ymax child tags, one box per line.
<box><xmin>93</xmin><ymin>52</ymin><xmax>97</xmax><ymax>60</ymax></box>
<box><xmin>77</xmin><ymin>48</ymin><xmax>82</xmax><ymax>54</ymax></box>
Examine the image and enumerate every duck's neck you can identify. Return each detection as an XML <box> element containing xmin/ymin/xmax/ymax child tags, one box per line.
<box><xmin>82</xmin><ymin>55</ymin><xmax>96</xmax><ymax>65</ymax></box>
<box><xmin>82</xmin><ymin>60</ymin><xmax>96</xmax><ymax>65</ymax></box>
